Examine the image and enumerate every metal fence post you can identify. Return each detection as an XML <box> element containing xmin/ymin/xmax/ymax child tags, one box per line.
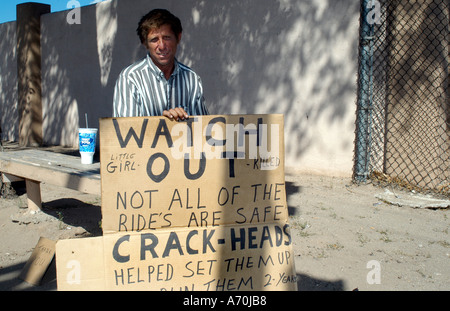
<box><xmin>354</xmin><ymin>0</ymin><xmax>375</xmax><ymax>182</ymax></box>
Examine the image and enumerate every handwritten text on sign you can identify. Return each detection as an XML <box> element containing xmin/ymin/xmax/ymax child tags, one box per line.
<box><xmin>56</xmin><ymin>115</ymin><xmax>297</xmax><ymax>291</ymax></box>
<box><xmin>101</xmin><ymin>115</ymin><xmax>286</xmax><ymax>234</ymax></box>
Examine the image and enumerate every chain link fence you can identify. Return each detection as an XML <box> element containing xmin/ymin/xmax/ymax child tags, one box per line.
<box><xmin>354</xmin><ymin>0</ymin><xmax>449</xmax><ymax>196</ymax></box>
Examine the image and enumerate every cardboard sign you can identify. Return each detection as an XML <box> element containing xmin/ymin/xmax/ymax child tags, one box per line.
<box><xmin>56</xmin><ymin>223</ymin><xmax>295</xmax><ymax>290</ymax></box>
<box><xmin>20</xmin><ymin>237</ymin><xmax>56</xmax><ymax>286</ymax></box>
<box><xmin>56</xmin><ymin>115</ymin><xmax>297</xmax><ymax>291</ymax></box>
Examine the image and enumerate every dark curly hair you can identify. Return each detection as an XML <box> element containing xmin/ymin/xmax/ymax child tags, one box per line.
<box><xmin>137</xmin><ymin>9</ymin><xmax>183</xmax><ymax>45</ymax></box>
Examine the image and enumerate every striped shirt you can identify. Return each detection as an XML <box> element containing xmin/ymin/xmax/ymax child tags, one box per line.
<box><xmin>113</xmin><ymin>55</ymin><xmax>208</xmax><ymax>117</ymax></box>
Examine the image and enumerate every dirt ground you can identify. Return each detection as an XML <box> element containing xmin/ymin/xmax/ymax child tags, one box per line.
<box><xmin>0</xmin><ymin>168</ymin><xmax>449</xmax><ymax>291</ymax></box>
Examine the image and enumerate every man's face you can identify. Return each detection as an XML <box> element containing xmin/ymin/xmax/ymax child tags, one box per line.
<box><xmin>146</xmin><ymin>24</ymin><xmax>181</xmax><ymax>72</ymax></box>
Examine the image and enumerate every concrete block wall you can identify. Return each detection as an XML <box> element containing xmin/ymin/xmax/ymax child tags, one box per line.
<box><xmin>1</xmin><ymin>0</ymin><xmax>360</xmax><ymax>177</ymax></box>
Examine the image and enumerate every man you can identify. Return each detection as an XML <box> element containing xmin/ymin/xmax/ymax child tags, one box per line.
<box><xmin>113</xmin><ymin>9</ymin><xmax>208</xmax><ymax>120</ymax></box>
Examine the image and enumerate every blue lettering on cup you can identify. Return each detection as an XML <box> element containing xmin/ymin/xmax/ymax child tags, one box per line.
<box><xmin>79</xmin><ymin>133</ymin><xmax>97</xmax><ymax>153</ymax></box>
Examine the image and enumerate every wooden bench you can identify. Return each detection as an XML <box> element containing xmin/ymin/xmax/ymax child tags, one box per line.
<box><xmin>0</xmin><ymin>149</ymin><xmax>100</xmax><ymax>211</ymax></box>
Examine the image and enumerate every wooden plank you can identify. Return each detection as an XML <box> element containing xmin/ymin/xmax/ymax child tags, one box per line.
<box><xmin>0</xmin><ymin>149</ymin><xmax>99</xmax><ymax>173</ymax></box>
<box><xmin>2</xmin><ymin>173</ymin><xmax>24</xmax><ymax>183</ymax></box>
<box><xmin>25</xmin><ymin>179</ymin><xmax>42</xmax><ymax>212</ymax></box>
<box><xmin>0</xmin><ymin>150</ymin><xmax>100</xmax><ymax>195</ymax></box>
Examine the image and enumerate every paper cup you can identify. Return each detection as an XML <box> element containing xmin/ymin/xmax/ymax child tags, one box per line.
<box><xmin>79</xmin><ymin>128</ymin><xmax>98</xmax><ymax>164</ymax></box>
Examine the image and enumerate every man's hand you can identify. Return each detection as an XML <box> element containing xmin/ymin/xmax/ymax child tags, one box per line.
<box><xmin>163</xmin><ymin>108</ymin><xmax>189</xmax><ymax>121</ymax></box>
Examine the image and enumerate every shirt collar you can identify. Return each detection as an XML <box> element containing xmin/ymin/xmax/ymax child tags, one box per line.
<box><xmin>146</xmin><ymin>54</ymin><xmax>180</xmax><ymax>81</ymax></box>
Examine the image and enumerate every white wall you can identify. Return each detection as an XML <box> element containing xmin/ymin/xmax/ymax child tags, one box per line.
<box><xmin>4</xmin><ymin>0</ymin><xmax>360</xmax><ymax>177</ymax></box>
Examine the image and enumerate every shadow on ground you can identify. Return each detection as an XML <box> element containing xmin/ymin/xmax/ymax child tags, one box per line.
<box><xmin>42</xmin><ymin>198</ymin><xmax>103</xmax><ymax>237</ymax></box>
<box><xmin>1</xmin><ymin>174</ymin><xmax>346</xmax><ymax>291</ymax></box>
<box><xmin>296</xmin><ymin>273</ymin><xmax>345</xmax><ymax>291</ymax></box>
<box><xmin>0</xmin><ymin>260</ymin><xmax>57</xmax><ymax>291</ymax></box>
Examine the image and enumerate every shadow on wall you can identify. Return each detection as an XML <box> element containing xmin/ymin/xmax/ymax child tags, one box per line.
<box><xmin>41</xmin><ymin>0</ymin><xmax>145</xmax><ymax>147</ymax></box>
<box><xmin>0</xmin><ymin>22</ymin><xmax>19</xmax><ymax>141</ymax></box>
<box><xmin>383</xmin><ymin>0</ymin><xmax>450</xmax><ymax>186</ymax></box>
<box><xmin>40</xmin><ymin>0</ymin><xmax>358</xmax><ymax>163</ymax></box>
<box><xmin>42</xmin><ymin>2</ymin><xmax>117</xmax><ymax>147</ymax></box>
<box><xmin>179</xmin><ymin>0</ymin><xmax>359</xmax><ymax>162</ymax></box>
